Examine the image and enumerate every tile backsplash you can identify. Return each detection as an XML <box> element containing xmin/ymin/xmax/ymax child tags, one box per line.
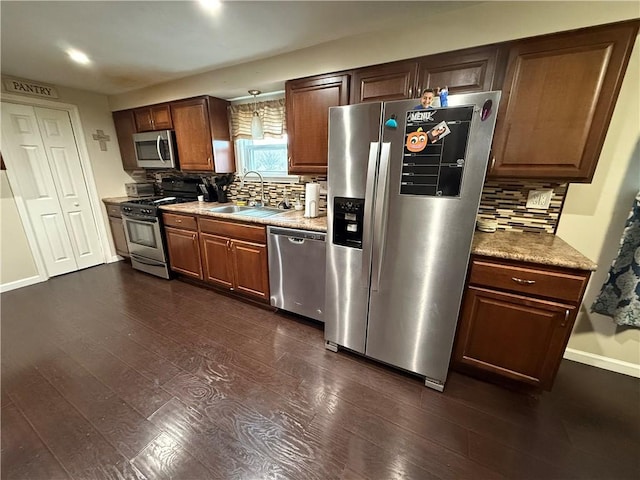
<box><xmin>143</xmin><ymin>170</ymin><xmax>565</xmax><ymax>232</ymax></box>
<box><xmin>478</xmin><ymin>180</ymin><xmax>567</xmax><ymax>234</ymax></box>
<box><xmin>228</xmin><ymin>176</ymin><xmax>327</xmax><ymax>212</ymax></box>
<box><xmin>142</xmin><ymin>169</ymin><xmax>327</xmax><ymax>212</ymax></box>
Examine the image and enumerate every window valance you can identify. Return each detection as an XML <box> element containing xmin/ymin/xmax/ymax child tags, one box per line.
<box><xmin>228</xmin><ymin>98</ymin><xmax>286</xmax><ymax>140</ymax></box>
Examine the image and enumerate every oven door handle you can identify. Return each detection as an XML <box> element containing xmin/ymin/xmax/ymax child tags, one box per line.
<box><xmin>123</xmin><ymin>215</ymin><xmax>159</xmax><ymax>223</ymax></box>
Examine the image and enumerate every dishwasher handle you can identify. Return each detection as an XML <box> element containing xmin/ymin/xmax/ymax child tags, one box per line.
<box><xmin>268</xmin><ymin>226</ymin><xmax>326</xmax><ymax>242</ymax></box>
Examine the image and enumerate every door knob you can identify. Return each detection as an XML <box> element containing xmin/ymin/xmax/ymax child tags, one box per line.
<box><xmin>73</xmin><ymin>202</ymin><xmax>80</xmax><ymax>207</ymax></box>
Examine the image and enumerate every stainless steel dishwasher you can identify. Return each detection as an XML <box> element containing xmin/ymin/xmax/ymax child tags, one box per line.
<box><xmin>267</xmin><ymin>226</ymin><xmax>326</xmax><ymax>322</ymax></box>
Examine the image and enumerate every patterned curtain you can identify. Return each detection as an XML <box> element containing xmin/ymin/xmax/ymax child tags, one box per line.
<box><xmin>228</xmin><ymin>98</ymin><xmax>286</xmax><ymax>140</ymax></box>
<box><xmin>591</xmin><ymin>192</ymin><xmax>640</xmax><ymax>328</ymax></box>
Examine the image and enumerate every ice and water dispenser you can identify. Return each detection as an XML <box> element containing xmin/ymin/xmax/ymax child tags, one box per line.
<box><xmin>332</xmin><ymin>197</ymin><xmax>365</xmax><ymax>249</ymax></box>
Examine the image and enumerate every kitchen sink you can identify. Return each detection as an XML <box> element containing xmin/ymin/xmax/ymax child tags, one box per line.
<box><xmin>210</xmin><ymin>205</ymin><xmax>284</xmax><ymax>218</ymax></box>
<box><xmin>209</xmin><ymin>205</ymin><xmax>253</xmax><ymax>214</ymax></box>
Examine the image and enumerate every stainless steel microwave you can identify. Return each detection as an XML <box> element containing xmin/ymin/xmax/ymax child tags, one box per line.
<box><xmin>133</xmin><ymin>130</ymin><xmax>178</xmax><ymax>169</ymax></box>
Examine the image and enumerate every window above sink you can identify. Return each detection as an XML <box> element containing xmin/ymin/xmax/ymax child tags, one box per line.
<box><xmin>229</xmin><ymin>96</ymin><xmax>298</xmax><ymax>183</ymax></box>
<box><xmin>235</xmin><ymin>136</ymin><xmax>298</xmax><ymax>183</ymax></box>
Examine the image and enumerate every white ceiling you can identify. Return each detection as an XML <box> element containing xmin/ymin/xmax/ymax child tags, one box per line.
<box><xmin>1</xmin><ymin>1</ymin><xmax>474</xmax><ymax>99</ymax></box>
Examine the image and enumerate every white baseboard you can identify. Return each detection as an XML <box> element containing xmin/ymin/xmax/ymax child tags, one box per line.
<box><xmin>0</xmin><ymin>274</ymin><xmax>46</xmax><ymax>293</ymax></box>
<box><xmin>106</xmin><ymin>255</ymin><xmax>124</xmax><ymax>263</ymax></box>
<box><xmin>564</xmin><ymin>348</ymin><xmax>640</xmax><ymax>378</ymax></box>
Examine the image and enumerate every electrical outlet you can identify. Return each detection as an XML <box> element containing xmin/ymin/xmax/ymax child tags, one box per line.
<box><xmin>526</xmin><ymin>189</ymin><xmax>553</xmax><ymax>209</ymax></box>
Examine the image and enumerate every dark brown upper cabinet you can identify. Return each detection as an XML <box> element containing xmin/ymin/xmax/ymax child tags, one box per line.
<box><xmin>111</xmin><ymin>109</ymin><xmax>138</xmax><ymax>171</ymax></box>
<box><xmin>170</xmin><ymin>96</ymin><xmax>234</xmax><ymax>173</ymax></box>
<box><xmin>416</xmin><ymin>45</ymin><xmax>506</xmax><ymax>95</ymax></box>
<box><xmin>489</xmin><ymin>21</ymin><xmax>638</xmax><ymax>182</ymax></box>
<box><xmin>350</xmin><ymin>45</ymin><xmax>504</xmax><ymax>104</ymax></box>
<box><xmin>286</xmin><ymin>73</ymin><xmax>350</xmax><ymax>175</ymax></box>
<box><xmin>351</xmin><ymin>61</ymin><xmax>418</xmax><ymax>103</ymax></box>
<box><xmin>133</xmin><ymin>104</ymin><xmax>172</xmax><ymax>132</ymax></box>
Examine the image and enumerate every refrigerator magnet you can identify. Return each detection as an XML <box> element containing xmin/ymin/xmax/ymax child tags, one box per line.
<box><xmin>426</xmin><ymin>121</ymin><xmax>451</xmax><ymax>143</ymax></box>
<box><xmin>384</xmin><ymin>115</ymin><xmax>398</xmax><ymax>129</ymax></box>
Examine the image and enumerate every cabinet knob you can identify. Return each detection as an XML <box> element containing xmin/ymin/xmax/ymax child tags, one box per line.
<box><xmin>561</xmin><ymin>309</ymin><xmax>571</xmax><ymax>327</ymax></box>
<box><xmin>408</xmin><ymin>87</ymin><xmax>413</xmax><ymax>98</ymax></box>
<box><xmin>511</xmin><ymin>277</ymin><xmax>535</xmax><ymax>285</ymax></box>
<box><xmin>207</xmin><ymin>157</ymin><xmax>211</xmax><ymax>165</ymax></box>
<box><xmin>288</xmin><ymin>156</ymin><xmax>292</xmax><ymax>166</ymax></box>
<box><xmin>490</xmin><ymin>157</ymin><xmax>496</xmax><ymax>172</ymax></box>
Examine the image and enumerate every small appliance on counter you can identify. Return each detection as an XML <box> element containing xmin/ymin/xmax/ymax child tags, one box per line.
<box><xmin>125</xmin><ymin>182</ymin><xmax>155</xmax><ymax>198</ymax></box>
<box><xmin>304</xmin><ymin>182</ymin><xmax>320</xmax><ymax>218</ymax></box>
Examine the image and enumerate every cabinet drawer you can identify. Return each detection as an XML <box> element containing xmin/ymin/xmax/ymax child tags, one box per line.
<box><xmin>199</xmin><ymin>218</ymin><xmax>266</xmax><ymax>243</ymax></box>
<box><xmin>105</xmin><ymin>204</ymin><xmax>122</xmax><ymax>218</ymax></box>
<box><xmin>468</xmin><ymin>258</ymin><xmax>589</xmax><ymax>303</ymax></box>
<box><xmin>163</xmin><ymin>213</ymin><xmax>198</xmax><ymax>231</ymax></box>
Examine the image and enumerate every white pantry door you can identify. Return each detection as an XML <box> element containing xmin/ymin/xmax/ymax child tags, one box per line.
<box><xmin>1</xmin><ymin>102</ymin><xmax>103</xmax><ymax>277</ymax></box>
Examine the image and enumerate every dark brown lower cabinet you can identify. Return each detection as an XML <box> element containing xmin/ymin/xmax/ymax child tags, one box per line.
<box><xmin>453</xmin><ymin>256</ymin><xmax>590</xmax><ymax>391</ymax></box>
<box><xmin>164</xmin><ymin>226</ymin><xmax>203</xmax><ymax>280</ymax></box>
<box><xmin>199</xmin><ymin>218</ymin><xmax>270</xmax><ymax>302</ymax></box>
<box><xmin>163</xmin><ymin>213</ymin><xmax>202</xmax><ymax>280</ymax></box>
<box><xmin>200</xmin><ymin>233</ymin><xmax>234</xmax><ymax>289</ymax></box>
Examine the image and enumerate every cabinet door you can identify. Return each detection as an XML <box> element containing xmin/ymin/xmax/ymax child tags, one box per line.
<box><xmin>164</xmin><ymin>226</ymin><xmax>203</xmax><ymax>279</ymax></box>
<box><xmin>490</xmin><ymin>22</ymin><xmax>638</xmax><ymax>181</ymax></box>
<box><xmin>200</xmin><ymin>232</ymin><xmax>233</xmax><ymax>289</ymax></box>
<box><xmin>351</xmin><ymin>61</ymin><xmax>417</xmax><ymax>103</ymax></box>
<box><xmin>454</xmin><ymin>287</ymin><xmax>576</xmax><ymax>390</ymax></box>
<box><xmin>108</xmin><ymin>215</ymin><xmax>129</xmax><ymax>257</ymax></box>
<box><xmin>231</xmin><ymin>239</ymin><xmax>269</xmax><ymax>301</ymax></box>
<box><xmin>171</xmin><ymin>98</ymin><xmax>215</xmax><ymax>172</ymax></box>
<box><xmin>286</xmin><ymin>74</ymin><xmax>350</xmax><ymax>174</ymax></box>
<box><xmin>417</xmin><ymin>45</ymin><xmax>505</xmax><ymax>95</ymax></box>
<box><xmin>133</xmin><ymin>105</ymin><xmax>172</xmax><ymax>132</ymax></box>
<box><xmin>112</xmin><ymin>110</ymin><xmax>138</xmax><ymax>170</ymax></box>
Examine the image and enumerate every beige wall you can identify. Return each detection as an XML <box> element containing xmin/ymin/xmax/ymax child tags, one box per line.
<box><xmin>1</xmin><ymin>82</ymin><xmax>133</xmax><ymax>288</ymax></box>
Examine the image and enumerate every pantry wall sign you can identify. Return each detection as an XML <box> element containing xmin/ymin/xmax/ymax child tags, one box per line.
<box><xmin>3</xmin><ymin>77</ymin><xmax>58</xmax><ymax>99</ymax></box>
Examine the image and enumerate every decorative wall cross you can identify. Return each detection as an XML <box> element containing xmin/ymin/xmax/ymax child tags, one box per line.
<box><xmin>92</xmin><ymin>129</ymin><xmax>111</xmax><ymax>151</ymax></box>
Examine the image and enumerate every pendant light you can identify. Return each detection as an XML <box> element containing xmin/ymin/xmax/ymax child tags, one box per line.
<box><xmin>248</xmin><ymin>89</ymin><xmax>264</xmax><ymax>140</ymax></box>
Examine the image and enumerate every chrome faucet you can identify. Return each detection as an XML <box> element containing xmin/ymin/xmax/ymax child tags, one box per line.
<box><xmin>240</xmin><ymin>170</ymin><xmax>266</xmax><ymax>207</ymax></box>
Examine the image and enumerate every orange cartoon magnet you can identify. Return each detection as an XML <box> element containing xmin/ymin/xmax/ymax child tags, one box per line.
<box><xmin>405</xmin><ymin>127</ymin><xmax>428</xmax><ymax>152</ymax></box>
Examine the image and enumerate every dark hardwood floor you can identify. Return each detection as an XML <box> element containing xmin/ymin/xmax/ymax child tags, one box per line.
<box><xmin>2</xmin><ymin>262</ymin><xmax>638</xmax><ymax>480</ymax></box>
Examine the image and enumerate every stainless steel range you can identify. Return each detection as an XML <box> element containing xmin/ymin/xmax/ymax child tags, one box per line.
<box><xmin>121</xmin><ymin>177</ymin><xmax>200</xmax><ymax>278</ymax></box>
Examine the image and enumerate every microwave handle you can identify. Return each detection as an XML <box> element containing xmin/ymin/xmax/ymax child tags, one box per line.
<box><xmin>156</xmin><ymin>135</ymin><xmax>166</xmax><ymax>163</ymax></box>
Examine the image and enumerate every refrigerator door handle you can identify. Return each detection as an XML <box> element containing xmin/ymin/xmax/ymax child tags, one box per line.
<box><xmin>371</xmin><ymin>142</ymin><xmax>391</xmax><ymax>291</ymax></box>
<box><xmin>362</xmin><ymin>142</ymin><xmax>380</xmax><ymax>288</ymax></box>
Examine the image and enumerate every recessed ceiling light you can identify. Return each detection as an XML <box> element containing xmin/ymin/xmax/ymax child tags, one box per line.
<box><xmin>66</xmin><ymin>48</ymin><xmax>91</xmax><ymax>65</ymax></box>
<box><xmin>199</xmin><ymin>0</ymin><xmax>222</xmax><ymax>13</ymax></box>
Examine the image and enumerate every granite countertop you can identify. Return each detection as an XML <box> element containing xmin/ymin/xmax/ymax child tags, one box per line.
<box><xmin>102</xmin><ymin>196</ymin><xmax>137</xmax><ymax>204</ymax></box>
<box><xmin>472</xmin><ymin>230</ymin><xmax>597</xmax><ymax>271</ymax></box>
<box><xmin>160</xmin><ymin>201</ymin><xmax>328</xmax><ymax>232</ymax></box>
<box><xmin>102</xmin><ymin>197</ymin><xmax>596</xmax><ymax>271</ymax></box>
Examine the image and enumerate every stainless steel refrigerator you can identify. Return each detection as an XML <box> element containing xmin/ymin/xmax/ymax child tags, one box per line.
<box><xmin>324</xmin><ymin>91</ymin><xmax>501</xmax><ymax>391</ymax></box>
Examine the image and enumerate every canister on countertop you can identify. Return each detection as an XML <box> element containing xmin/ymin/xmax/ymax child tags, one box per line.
<box><xmin>304</xmin><ymin>183</ymin><xmax>320</xmax><ymax>218</ymax></box>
